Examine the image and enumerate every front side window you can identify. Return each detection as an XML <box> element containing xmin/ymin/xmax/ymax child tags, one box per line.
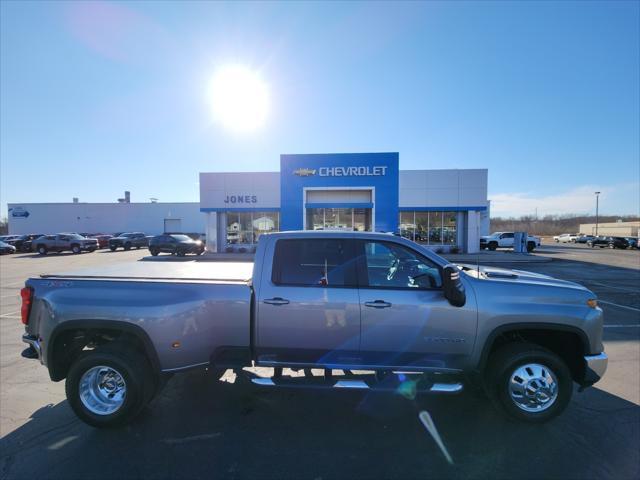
<box><xmin>361</xmin><ymin>241</ymin><xmax>442</xmax><ymax>289</ymax></box>
<box><xmin>272</xmin><ymin>239</ymin><xmax>356</xmax><ymax>287</ymax></box>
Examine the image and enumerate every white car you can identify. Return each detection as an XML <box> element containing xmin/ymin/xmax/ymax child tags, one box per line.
<box><xmin>480</xmin><ymin>232</ymin><xmax>541</xmax><ymax>251</ymax></box>
<box><xmin>555</xmin><ymin>233</ymin><xmax>579</xmax><ymax>243</ymax></box>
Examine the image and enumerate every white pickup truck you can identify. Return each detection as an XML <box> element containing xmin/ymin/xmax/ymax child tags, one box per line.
<box><xmin>480</xmin><ymin>232</ymin><xmax>541</xmax><ymax>252</ymax></box>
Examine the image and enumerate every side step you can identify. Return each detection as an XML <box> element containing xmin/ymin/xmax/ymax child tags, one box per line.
<box><xmin>250</xmin><ymin>373</ymin><xmax>463</xmax><ymax>394</ymax></box>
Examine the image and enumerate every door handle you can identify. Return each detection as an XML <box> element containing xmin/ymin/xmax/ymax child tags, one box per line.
<box><xmin>263</xmin><ymin>297</ymin><xmax>290</xmax><ymax>306</ymax></box>
<box><xmin>364</xmin><ymin>300</ymin><xmax>392</xmax><ymax>308</ymax></box>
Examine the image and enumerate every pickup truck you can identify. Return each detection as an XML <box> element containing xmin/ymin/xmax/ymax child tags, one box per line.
<box><xmin>20</xmin><ymin>231</ymin><xmax>607</xmax><ymax>428</ymax></box>
<box><xmin>33</xmin><ymin>234</ymin><xmax>98</xmax><ymax>255</ymax></box>
<box><xmin>480</xmin><ymin>232</ymin><xmax>541</xmax><ymax>252</ymax></box>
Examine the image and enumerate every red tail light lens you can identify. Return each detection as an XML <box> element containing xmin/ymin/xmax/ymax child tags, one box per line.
<box><xmin>20</xmin><ymin>287</ymin><xmax>33</xmax><ymax>325</ymax></box>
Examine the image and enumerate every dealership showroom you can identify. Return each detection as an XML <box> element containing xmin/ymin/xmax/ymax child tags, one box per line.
<box><xmin>8</xmin><ymin>152</ymin><xmax>490</xmax><ymax>253</ymax></box>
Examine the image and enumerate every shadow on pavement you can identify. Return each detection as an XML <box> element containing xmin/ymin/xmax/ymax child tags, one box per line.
<box><xmin>1</xmin><ymin>369</ymin><xmax>638</xmax><ymax>479</ymax></box>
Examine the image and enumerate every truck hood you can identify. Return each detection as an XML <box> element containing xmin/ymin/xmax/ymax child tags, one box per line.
<box><xmin>458</xmin><ymin>264</ymin><xmax>590</xmax><ymax>292</ymax></box>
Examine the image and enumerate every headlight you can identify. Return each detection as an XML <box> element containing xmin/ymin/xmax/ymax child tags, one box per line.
<box><xmin>587</xmin><ymin>299</ymin><xmax>598</xmax><ymax>309</ymax></box>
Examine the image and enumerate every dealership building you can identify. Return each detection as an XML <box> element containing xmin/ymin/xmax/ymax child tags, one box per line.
<box><xmin>9</xmin><ymin>152</ymin><xmax>490</xmax><ymax>253</ymax></box>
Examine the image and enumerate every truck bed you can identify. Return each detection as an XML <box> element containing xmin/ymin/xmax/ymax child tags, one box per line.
<box><xmin>40</xmin><ymin>261</ymin><xmax>254</xmax><ymax>284</ymax></box>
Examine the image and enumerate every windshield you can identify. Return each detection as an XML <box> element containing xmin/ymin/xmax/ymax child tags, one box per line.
<box><xmin>170</xmin><ymin>235</ymin><xmax>192</xmax><ymax>242</ymax></box>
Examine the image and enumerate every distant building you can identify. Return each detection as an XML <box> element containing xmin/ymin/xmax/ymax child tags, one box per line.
<box><xmin>579</xmin><ymin>221</ymin><xmax>639</xmax><ymax>237</ymax></box>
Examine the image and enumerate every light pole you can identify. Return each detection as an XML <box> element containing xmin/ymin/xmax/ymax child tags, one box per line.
<box><xmin>594</xmin><ymin>191</ymin><xmax>601</xmax><ymax>236</ymax></box>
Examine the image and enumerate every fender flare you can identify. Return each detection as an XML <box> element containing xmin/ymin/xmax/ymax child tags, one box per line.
<box><xmin>47</xmin><ymin>319</ymin><xmax>161</xmax><ymax>381</ymax></box>
<box><xmin>476</xmin><ymin>322</ymin><xmax>590</xmax><ymax>371</ymax></box>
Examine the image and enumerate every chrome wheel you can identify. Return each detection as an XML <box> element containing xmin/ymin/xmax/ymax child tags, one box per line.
<box><xmin>508</xmin><ymin>363</ymin><xmax>558</xmax><ymax>412</ymax></box>
<box><xmin>79</xmin><ymin>366</ymin><xmax>126</xmax><ymax>415</ymax></box>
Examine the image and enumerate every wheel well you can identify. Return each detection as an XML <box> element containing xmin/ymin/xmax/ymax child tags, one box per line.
<box><xmin>484</xmin><ymin>328</ymin><xmax>586</xmax><ymax>383</ymax></box>
<box><xmin>48</xmin><ymin>327</ymin><xmax>155</xmax><ymax>381</ymax></box>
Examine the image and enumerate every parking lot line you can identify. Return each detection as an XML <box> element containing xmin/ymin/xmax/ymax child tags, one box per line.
<box><xmin>603</xmin><ymin>324</ymin><xmax>640</xmax><ymax>328</ymax></box>
<box><xmin>598</xmin><ymin>300</ymin><xmax>640</xmax><ymax>313</ymax></box>
<box><xmin>0</xmin><ymin>311</ymin><xmax>20</xmax><ymax>318</ymax></box>
<box><xmin>589</xmin><ymin>281</ymin><xmax>640</xmax><ymax>293</ymax></box>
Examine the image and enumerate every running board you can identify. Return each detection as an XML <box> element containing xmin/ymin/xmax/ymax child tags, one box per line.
<box><xmin>250</xmin><ymin>376</ymin><xmax>463</xmax><ymax>394</ymax></box>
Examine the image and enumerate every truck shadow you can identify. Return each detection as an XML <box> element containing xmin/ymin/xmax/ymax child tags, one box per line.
<box><xmin>1</xmin><ymin>368</ymin><xmax>638</xmax><ymax>479</ymax></box>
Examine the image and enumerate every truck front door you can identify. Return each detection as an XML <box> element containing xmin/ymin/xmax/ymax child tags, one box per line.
<box><xmin>355</xmin><ymin>240</ymin><xmax>476</xmax><ymax>371</ymax></box>
<box><xmin>256</xmin><ymin>238</ymin><xmax>362</xmax><ymax>366</ymax></box>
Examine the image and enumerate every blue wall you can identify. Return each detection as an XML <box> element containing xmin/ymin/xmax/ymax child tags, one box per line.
<box><xmin>280</xmin><ymin>152</ymin><xmax>399</xmax><ymax>232</ymax></box>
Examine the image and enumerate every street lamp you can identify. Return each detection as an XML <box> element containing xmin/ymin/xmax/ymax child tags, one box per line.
<box><xmin>594</xmin><ymin>192</ymin><xmax>601</xmax><ymax>236</ymax></box>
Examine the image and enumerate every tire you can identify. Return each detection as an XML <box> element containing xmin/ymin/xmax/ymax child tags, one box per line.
<box><xmin>71</xmin><ymin>244</ymin><xmax>81</xmax><ymax>254</ymax></box>
<box><xmin>488</xmin><ymin>242</ymin><xmax>498</xmax><ymax>251</ymax></box>
<box><xmin>110</xmin><ymin>246</ymin><xmax>117</xmax><ymax>252</ymax></box>
<box><xmin>37</xmin><ymin>245</ymin><xmax>47</xmax><ymax>255</ymax></box>
<box><xmin>149</xmin><ymin>247</ymin><xmax>159</xmax><ymax>256</ymax></box>
<box><xmin>177</xmin><ymin>249</ymin><xmax>186</xmax><ymax>257</ymax></box>
<box><xmin>608</xmin><ymin>244</ymin><xmax>614</xmax><ymax>249</ymax></box>
<box><xmin>526</xmin><ymin>242</ymin><xmax>535</xmax><ymax>252</ymax></box>
<box><xmin>124</xmin><ymin>243</ymin><xmax>132</xmax><ymax>251</ymax></box>
<box><xmin>485</xmin><ymin>343</ymin><xmax>572</xmax><ymax>423</ymax></box>
<box><xmin>65</xmin><ymin>344</ymin><xmax>155</xmax><ymax>428</ymax></box>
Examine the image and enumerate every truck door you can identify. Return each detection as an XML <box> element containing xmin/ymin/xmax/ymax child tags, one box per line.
<box><xmin>255</xmin><ymin>237</ymin><xmax>362</xmax><ymax>366</ymax></box>
<box><xmin>355</xmin><ymin>239</ymin><xmax>476</xmax><ymax>371</ymax></box>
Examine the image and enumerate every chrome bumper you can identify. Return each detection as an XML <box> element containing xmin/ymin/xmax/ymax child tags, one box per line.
<box><xmin>22</xmin><ymin>334</ymin><xmax>42</xmax><ymax>360</ymax></box>
<box><xmin>583</xmin><ymin>352</ymin><xmax>608</xmax><ymax>384</ymax></box>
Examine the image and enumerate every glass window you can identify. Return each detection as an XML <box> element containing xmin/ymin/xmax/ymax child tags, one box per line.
<box><xmin>353</xmin><ymin>208</ymin><xmax>371</xmax><ymax>232</ymax></box>
<box><xmin>272</xmin><ymin>239</ymin><xmax>356</xmax><ymax>287</ymax></box>
<box><xmin>253</xmin><ymin>212</ymin><xmax>279</xmax><ymax>241</ymax></box>
<box><xmin>429</xmin><ymin>211</ymin><xmax>443</xmax><ymax>244</ymax></box>
<box><xmin>443</xmin><ymin>212</ymin><xmax>457</xmax><ymax>245</ymax></box>
<box><xmin>399</xmin><ymin>211</ymin><xmax>415</xmax><ymax>241</ymax></box>
<box><xmin>361</xmin><ymin>241</ymin><xmax>442</xmax><ymax>289</ymax></box>
<box><xmin>238</xmin><ymin>212</ymin><xmax>253</xmax><ymax>244</ymax></box>
<box><xmin>226</xmin><ymin>213</ymin><xmax>240</xmax><ymax>244</ymax></box>
<box><xmin>415</xmin><ymin>212</ymin><xmax>429</xmax><ymax>244</ymax></box>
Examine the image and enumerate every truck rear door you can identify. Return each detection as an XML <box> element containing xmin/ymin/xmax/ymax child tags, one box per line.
<box><xmin>255</xmin><ymin>237</ymin><xmax>361</xmax><ymax>366</ymax></box>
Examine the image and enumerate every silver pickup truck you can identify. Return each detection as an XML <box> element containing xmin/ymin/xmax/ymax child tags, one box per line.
<box><xmin>20</xmin><ymin>231</ymin><xmax>607</xmax><ymax>427</ymax></box>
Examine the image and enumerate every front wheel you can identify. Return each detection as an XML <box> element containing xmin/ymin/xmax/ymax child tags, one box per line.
<box><xmin>488</xmin><ymin>242</ymin><xmax>498</xmax><ymax>251</ymax></box>
<box><xmin>526</xmin><ymin>242</ymin><xmax>535</xmax><ymax>252</ymax></box>
<box><xmin>71</xmin><ymin>244</ymin><xmax>81</xmax><ymax>254</ymax></box>
<box><xmin>608</xmin><ymin>244</ymin><xmax>615</xmax><ymax>249</ymax></box>
<box><xmin>149</xmin><ymin>247</ymin><xmax>159</xmax><ymax>256</ymax></box>
<box><xmin>485</xmin><ymin>343</ymin><xmax>572</xmax><ymax>423</ymax></box>
<box><xmin>65</xmin><ymin>344</ymin><xmax>155</xmax><ymax>428</ymax></box>
<box><xmin>110</xmin><ymin>246</ymin><xmax>117</xmax><ymax>252</ymax></box>
<box><xmin>124</xmin><ymin>243</ymin><xmax>132</xmax><ymax>251</ymax></box>
<box><xmin>37</xmin><ymin>245</ymin><xmax>47</xmax><ymax>255</ymax></box>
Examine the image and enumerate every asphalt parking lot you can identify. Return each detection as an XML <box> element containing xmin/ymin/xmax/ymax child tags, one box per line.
<box><xmin>1</xmin><ymin>245</ymin><xmax>639</xmax><ymax>479</ymax></box>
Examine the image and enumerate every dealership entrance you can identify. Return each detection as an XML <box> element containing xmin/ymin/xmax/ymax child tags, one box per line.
<box><xmin>305</xmin><ymin>207</ymin><xmax>372</xmax><ymax>231</ymax></box>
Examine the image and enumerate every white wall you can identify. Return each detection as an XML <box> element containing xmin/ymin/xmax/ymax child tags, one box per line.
<box><xmin>200</xmin><ymin>172</ymin><xmax>280</xmax><ymax>209</ymax></box>
<box><xmin>399</xmin><ymin>169</ymin><xmax>488</xmax><ymax>208</ymax></box>
<box><xmin>8</xmin><ymin>203</ymin><xmax>203</xmax><ymax>235</ymax></box>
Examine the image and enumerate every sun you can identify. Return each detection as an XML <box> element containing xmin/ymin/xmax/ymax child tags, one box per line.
<box><xmin>208</xmin><ymin>65</ymin><xmax>269</xmax><ymax>132</ymax></box>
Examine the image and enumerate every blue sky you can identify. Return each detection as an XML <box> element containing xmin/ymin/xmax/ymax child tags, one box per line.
<box><xmin>1</xmin><ymin>1</ymin><xmax>638</xmax><ymax>218</ymax></box>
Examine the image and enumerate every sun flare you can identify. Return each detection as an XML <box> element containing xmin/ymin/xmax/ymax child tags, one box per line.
<box><xmin>208</xmin><ymin>65</ymin><xmax>269</xmax><ymax>132</ymax></box>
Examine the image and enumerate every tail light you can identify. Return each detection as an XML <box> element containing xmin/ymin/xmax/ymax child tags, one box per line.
<box><xmin>20</xmin><ymin>287</ymin><xmax>33</xmax><ymax>325</ymax></box>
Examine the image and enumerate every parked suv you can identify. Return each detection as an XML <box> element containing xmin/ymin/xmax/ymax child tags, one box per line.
<box><xmin>6</xmin><ymin>234</ymin><xmax>46</xmax><ymax>252</ymax></box>
<box><xmin>108</xmin><ymin>232</ymin><xmax>148</xmax><ymax>251</ymax></box>
<box><xmin>34</xmin><ymin>234</ymin><xmax>98</xmax><ymax>255</ymax></box>
<box><xmin>587</xmin><ymin>236</ymin><xmax>630</xmax><ymax>249</ymax></box>
<box><xmin>148</xmin><ymin>234</ymin><xmax>205</xmax><ymax>256</ymax></box>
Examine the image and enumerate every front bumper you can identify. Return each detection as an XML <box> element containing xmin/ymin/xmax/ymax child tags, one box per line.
<box><xmin>582</xmin><ymin>352</ymin><xmax>608</xmax><ymax>386</ymax></box>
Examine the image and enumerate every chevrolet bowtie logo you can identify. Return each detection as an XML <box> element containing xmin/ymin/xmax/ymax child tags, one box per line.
<box><xmin>293</xmin><ymin>168</ymin><xmax>317</xmax><ymax>177</ymax></box>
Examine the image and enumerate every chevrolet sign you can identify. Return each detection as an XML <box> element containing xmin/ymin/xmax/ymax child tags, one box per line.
<box><xmin>294</xmin><ymin>166</ymin><xmax>387</xmax><ymax>177</ymax></box>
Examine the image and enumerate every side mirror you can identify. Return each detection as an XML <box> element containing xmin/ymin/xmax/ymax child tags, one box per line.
<box><xmin>443</xmin><ymin>265</ymin><xmax>466</xmax><ymax>307</ymax></box>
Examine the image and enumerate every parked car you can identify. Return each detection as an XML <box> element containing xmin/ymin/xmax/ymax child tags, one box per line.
<box><xmin>556</xmin><ymin>233</ymin><xmax>579</xmax><ymax>243</ymax></box>
<box><xmin>149</xmin><ymin>234</ymin><xmax>205</xmax><ymax>256</ymax></box>
<box><xmin>587</xmin><ymin>236</ymin><xmax>630</xmax><ymax>249</ymax></box>
<box><xmin>20</xmin><ymin>231</ymin><xmax>607</xmax><ymax>428</ymax></box>
<box><xmin>5</xmin><ymin>234</ymin><xmax>46</xmax><ymax>252</ymax></box>
<box><xmin>108</xmin><ymin>232</ymin><xmax>148</xmax><ymax>251</ymax></box>
<box><xmin>33</xmin><ymin>234</ymin><xmax>98</xmax><ymax>255</ymax></box>
<box><xmin>480</xmin><ymin>232</ymin><xmax>541</xmax><ymax>252</ymax></box>
<box><xmin>575</xmin><ymin>235</ymin><xmax>595</xmax><ymax>244</ymax></box>
<box><xmin>89</xmin><ymin>234</ymin><xmax>113</xmax><ymax>249</ymax></box>
<box><xmin>0</xmin><ymin>241</ymin><xmax>16</xmax><ymax>254</ymax></box>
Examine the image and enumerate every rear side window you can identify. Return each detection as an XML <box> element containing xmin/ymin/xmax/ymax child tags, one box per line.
<box><xmin>272</xmin><ymin>239</ymin><xmax>356</xmax><ymax>287</ymax></box>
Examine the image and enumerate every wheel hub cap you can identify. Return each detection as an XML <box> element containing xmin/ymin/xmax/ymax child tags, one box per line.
<box><xmin>509</xmin><ymin>363</ymin><xmax>558</xmax><ymax>412</ymax></box>
<box><xmin>79</xmin><ymin>366</ymin><xmax>127</xmax><ymax>415</ymax></box>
